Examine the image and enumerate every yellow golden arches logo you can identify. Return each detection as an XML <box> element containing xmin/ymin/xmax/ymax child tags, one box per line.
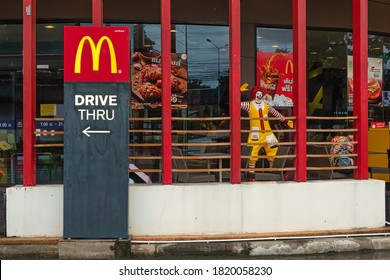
<box><xmin>285</xmin><ymin>59</ymin><xmax>293</xmax><ymax>74</ymax></box>
<box><xmin>74</xmin><ymin>36</ymin><xmax>118</xmax><ymax>74</ymax></box>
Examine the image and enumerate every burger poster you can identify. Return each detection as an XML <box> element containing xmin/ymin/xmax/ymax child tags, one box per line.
<box><xmin>256</xmin><ymin>52</ymin><xmax>294</xmax><ymax>107</ymax></box>
<box><xmin>131</xmin><ymin>51</ymin><xmax>188</xmax><ymax>109</ymax></box>
<box><xmin>347</xmin><ymin>56</ymin><xmax>383</xmax><ymax>107</ymax></box>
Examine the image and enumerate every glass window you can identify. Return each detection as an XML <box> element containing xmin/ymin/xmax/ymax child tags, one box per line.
<box><xmin>0</xmin><ymin>24</ymin><xmax>22</xmax><ymax>54</ymax></box>
<box><xmin>129</xmin><ymin>24</ymin><xmax>229</xmax><ymax>183</ymax></box>
<box><xmin>306</xmin><ymin>30</ymin><xmax>350</xmax><ymax>139</ymax></box>
<box><xmin>35</xmin><ymin>23</ymin><xmax>74</xmax><ymax>184</ymax></box>
<box><xmin>0</xmin><ymin>23</ymin><xmax>75</xmax><ymax>185</ymax></box>
<box><xmin>382</xmin><ymin>36</ymin><xmax>390</xmax><ymax>124</ymax></box>
<box><xmin>256</xmin><ymin>28</ymin><xmax>292</xmax><ymax>53</ymax></box>
<box><xmin>0</xmin><ymin>25</ymin><xmax>22</xmax><ymax>186</ymax></box>
<box><xmin>255</xmin><ymin>27</ymin><xmax>294</xmax><ymax>141</ymax></box>
<box><xmin>366</xmin><ymin>34</ymin><xmax>388</xmax><ymax>124</ymax></box>
<box><xmin>37</xmin><ymin>23</ymin><xmax>69</xmax><ymax>54</ymax></box>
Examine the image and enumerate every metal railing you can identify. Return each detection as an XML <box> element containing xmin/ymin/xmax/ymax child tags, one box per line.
<box><xmin>306</xmin><ymin>116</ymin><xmax>358</xmax><ymax>178</ymax></box>
<box><xmin>32</xmin><ymin>115</ymin><xmax>362</xmax><ymax>183</ymax></box>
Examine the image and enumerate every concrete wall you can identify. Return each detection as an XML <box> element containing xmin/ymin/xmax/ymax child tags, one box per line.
<box><xmin>6</xmin><ymin>179</ymin><xmax>386</xmax><ymax>237</ymax></box>
<box><xmin>6</xmin><ymin>186</ymin><xmax>63</xmax><ymax>237</ymax></box>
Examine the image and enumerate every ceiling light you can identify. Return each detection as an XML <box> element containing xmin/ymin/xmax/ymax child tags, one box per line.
<box><xmin>44</xmin><ymin>25</ymin><xmax>55</xmax><ymax>29</ymax></box>
<box><xmin>272</xmin><ymin>45</ymin><xmax>279</xmax><ymax>48</ymax></box>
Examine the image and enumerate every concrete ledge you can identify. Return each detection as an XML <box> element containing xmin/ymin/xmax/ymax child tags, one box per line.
<box><xmin>59</xmin><ymin>240</ymin><xmax>118</xmax><ymax>260</ymax></box>
<box><xmin>129</xmin><ymin>179</ymin><xmax>386</xmax><ymax>235</ymax></box>
<box><xmin>5</xmin><ymin>180</ymin><xmax>386</xmax><ymax>237</ymax></box>
<box><xmin>130</xmin><ymin>236</ymin><xmax>390</xmax><ymax>259</ymax></box>
<box><xmin>1</xmin><ymin>233</ymin><xmax>390</xmax><ymax>259</ymax></box>
<box><xmin>0</xmin><ymin>244</ymin><xmax>58</xmax><ymax>259</ymax></box>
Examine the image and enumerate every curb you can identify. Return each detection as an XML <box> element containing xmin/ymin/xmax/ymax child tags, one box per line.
<box><xmin>1</xmin><ymin>235</ymin><xmax>390</xmax><ymax>259</ymax></box>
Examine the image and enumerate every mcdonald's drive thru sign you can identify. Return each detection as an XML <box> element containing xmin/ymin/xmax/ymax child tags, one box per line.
<box><xmin>63</xmin><ymin>26</ymin><xmax>129</xmax><ymax>239</ymax></box>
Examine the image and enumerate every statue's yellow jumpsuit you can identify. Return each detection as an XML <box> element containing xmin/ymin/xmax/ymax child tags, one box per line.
<box><xmin>241</xmin><ymin>100</ymin><xmax>279</xmax><ymax>168</ymax></box>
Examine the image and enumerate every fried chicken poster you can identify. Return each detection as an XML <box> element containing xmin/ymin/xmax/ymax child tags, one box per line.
<box><xmin>131</xmin><ymin>51</ymin><xmax>188</xmax><ymax>109</ymax></box>
<box><xmin>347</xmin><ymin>56</ymin><xmax>383</xmax><ymax>106</ymax></box>
<box><xmin>256</xmin><ymin>52</ymin><xmax>294</xmax><ymax>107</ymax></box>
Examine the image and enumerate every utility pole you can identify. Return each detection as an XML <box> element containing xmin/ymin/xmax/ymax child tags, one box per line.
<box><xmin>206</xmin><ymin>38</ymin><xmax>228</xmax><ymax>116</ymax></box>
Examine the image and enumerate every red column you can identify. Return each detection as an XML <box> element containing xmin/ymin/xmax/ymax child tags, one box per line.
<box><xmin>161</xmin><ymin>0</ymin><xmax>172</xmax><ymax>184</ymax></box>
<box><xmin>229</xmin><ymin>0</ymin><xmax>241</xmax><ymax>184</ymax></box>
<box><xmin>292</xmin><ymin>0</ymin><xmax>307</xmax><ymax>182</ymax></box>
<box><xmin>92</xmin><ymin>0</ymin><xmax>104</xmax><ymax>26</ymax></box>
<box><xmin>353</xmin><ymin>0</ymin><xmax>368</xmax><ymax>179</ymax></box>
<box><xmin>23</xmin><ymin>0</ymin><xmax>36</xmax><ymax>186</ymax></box>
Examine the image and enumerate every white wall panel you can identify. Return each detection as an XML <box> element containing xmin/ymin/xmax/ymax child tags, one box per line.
<box><xmin>6</xmin><ymin>180</ymin><xmax>385</xmax><ymax>237</ymax></box>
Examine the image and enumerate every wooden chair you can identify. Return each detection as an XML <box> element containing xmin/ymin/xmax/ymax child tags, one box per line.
<box><xmin>172</xmin><ymin>148</ymin><xmax>216</xmax><ymax>183</ymax></box>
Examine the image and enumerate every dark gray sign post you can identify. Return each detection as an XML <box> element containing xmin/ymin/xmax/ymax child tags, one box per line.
<box><xmin>63</xmin><ymin>27</ymin><xmax>129</xmax><ymax>238</ymax></box>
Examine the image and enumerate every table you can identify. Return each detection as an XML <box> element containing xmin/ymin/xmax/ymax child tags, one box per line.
<box><xmin>188</xmin><ymin>152</ymin><xmax>230</xmax><ymax>182</ymax></box>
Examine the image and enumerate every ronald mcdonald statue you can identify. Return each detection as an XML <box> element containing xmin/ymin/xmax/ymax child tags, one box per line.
<box><xmin>240</xmin><ymin>84</ymin><xmax>293</xmax><ymax>180</ymax></box>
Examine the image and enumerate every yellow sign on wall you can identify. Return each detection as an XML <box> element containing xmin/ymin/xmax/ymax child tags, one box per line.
<box><xmin>40</xmin><ymin>104</ymin><xmax>57</xmax><ymax>117</ymax></box>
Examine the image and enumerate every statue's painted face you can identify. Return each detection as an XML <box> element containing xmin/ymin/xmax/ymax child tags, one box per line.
<box><xmin>255</xmin><ymin>90</ymin><xmax>273</xmax><ymax>103</ymax></box>
<box><xmin>255</xmin><ymin>90</ymin><xmax>263</xmax><ymax>101</ymax></box>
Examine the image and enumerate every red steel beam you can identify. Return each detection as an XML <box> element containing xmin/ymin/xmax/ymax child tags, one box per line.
<box><xmin>23</xmin><ymin>0</ymin><xmax>36</xmax><ymax>186</ymax></box>
<box><xmin>92</xmin><ymin>0</ymin><xmax>104</xmax><ymax>26</ymax></box>
<box><xmin>353</xmin><ymin>0</ymin><xmax>368</xmax><ymax>179</ymax></box>
<box><xmin>292</xmin><ymin>0</ymin><xmax>307</xmax><ymax>182</ymax></box>
<box><xmin>161</xmin><ymin>0</ymin><xmax>172</xmax><ymax>184</ymax></box>
<box><xmin>229</xmin><ymin>0</ymin><xmax>241</xmax><ymax>184</ymax></box>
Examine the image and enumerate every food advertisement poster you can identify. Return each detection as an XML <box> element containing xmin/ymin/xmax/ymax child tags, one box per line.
<box><xmin>256</xmin><ymin>52</ymin><xmax>294</xmax><ymax>107</ymax></box>
<box><xmin>347</xmin><ymin>56</ymin><xmax>383</xmax><ymax>107</ymax></box>
<box><xmin>131</xmin><ymin>51</ymin><xmax>188</xmax><ymax>109</ymax></box>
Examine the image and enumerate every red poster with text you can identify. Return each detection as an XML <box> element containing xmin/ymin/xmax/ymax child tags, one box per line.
<box><xmin>256</xmin><ymin>52</ymin><xmax>294</xmax><ymax>107</ymax></box>
<box><xmin>64</xmin><ymin>26</ymin><xmax>129</xmax><ymax>83</ymax></box>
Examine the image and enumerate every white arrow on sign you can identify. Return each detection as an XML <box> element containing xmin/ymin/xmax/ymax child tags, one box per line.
<box><xmin>82</xmin><ymin>126</ymin><xmax>111</xmax><ymax>137</ymax></box>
